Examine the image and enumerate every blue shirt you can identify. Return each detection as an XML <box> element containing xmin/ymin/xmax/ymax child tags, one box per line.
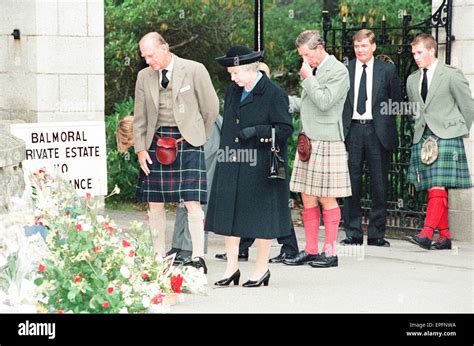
<box><xmin>240</xmin><ymin>71</ymin><xmax>263</xmax><ymax>102</ymax></box>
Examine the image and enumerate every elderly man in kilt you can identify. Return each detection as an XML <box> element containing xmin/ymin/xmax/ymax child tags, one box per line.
<box><xmin>406</xmin><ymin>34</ymin><xmax>474</xmax><ymax>250</ymax></box>
<box><xmin>133</xmin><ymin>32</ymin><xmax>219</xmax><ymax>272</ymax></box>
<box><xmin>283</xmin><ymin>30</ymin><xmax>351</xmax><ymax>268</ymax></box>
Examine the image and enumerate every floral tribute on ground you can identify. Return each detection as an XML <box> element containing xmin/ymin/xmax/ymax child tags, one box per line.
<box><xmin>0</xmin><ymin>168</ymin><xmax>207</xmax><ymax>313</ymax></box>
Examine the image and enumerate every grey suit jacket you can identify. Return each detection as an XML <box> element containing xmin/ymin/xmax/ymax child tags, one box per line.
<box><xmin>133</xmin><ymin>54</ymin><xmax>219</xmax><ymax>152</ymax></box>
<box><xmin>289</xmin><ymin>55</ymin><xmax>349</xmax><ymax>141</ymax></box>
<box><xmin>407</xmin><ymin>62</ymin><xmax>474</xmax><ymax>143</ymax></box>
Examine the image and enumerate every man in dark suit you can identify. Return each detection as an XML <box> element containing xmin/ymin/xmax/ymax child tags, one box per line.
<box><xmin>341</xmin><ymin>29</ymin><xmax>402</xmax><ymax>246</ymax></box>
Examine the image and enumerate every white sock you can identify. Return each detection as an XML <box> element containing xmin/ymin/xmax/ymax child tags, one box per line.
<box><xmin>187</xmin><ymin>209</ymin><xmax>205</xmax><ymax>258</ymax></box>
<box><xmin>148</xmin><ymin>209</ymin><xmax>166</xmax><ymax>257</ymax></box>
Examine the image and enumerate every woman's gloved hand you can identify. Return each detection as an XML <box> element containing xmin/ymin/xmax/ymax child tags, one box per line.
<box><xmin>238</xmin><ymin>126</ymin><xmax>257</xmax><ymax>140</ymax></box>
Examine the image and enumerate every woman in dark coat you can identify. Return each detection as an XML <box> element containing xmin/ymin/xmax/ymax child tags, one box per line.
<box><xmin>205</xmin><ymin>46</ymin><xmax>293</xmax><ymax>287</ymax></box>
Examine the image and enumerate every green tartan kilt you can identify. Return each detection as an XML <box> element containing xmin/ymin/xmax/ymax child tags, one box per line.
<box><xmin>407</xmin><ymin>128</ymin><xmax>472</xmax><ymax>191</ymax></box>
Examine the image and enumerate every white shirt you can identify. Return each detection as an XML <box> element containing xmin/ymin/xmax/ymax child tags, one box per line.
<box><xmin>314</xmin><ymin>53</ymin><xmax>330</xmax><ymax>73</ymax></box>
<box><xmin>160</xmin><ymin>54</ymin><xmax>175</xmax><ymax>86</ymax></box>
<box><xmin>419</xmin><ymin>58</ymin><xmax>438</xmax><ymax>97</ymax></box>
<box><xmin>352</xmin><ymin>57</ymin><xmax>374</xmax><ymax>120</ymax></box>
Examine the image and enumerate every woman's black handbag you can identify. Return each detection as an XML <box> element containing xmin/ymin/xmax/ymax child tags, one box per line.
<box><xmin>268</xmin><ymin>127</ymin><xmax>286</xmax><ymax>180</ymax></box>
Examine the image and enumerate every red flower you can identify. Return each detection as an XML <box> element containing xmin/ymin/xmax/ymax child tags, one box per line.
<box><xmin>86</xmin><ymin>193</ymin><xmax>91</xmax><ymax>199</ymax></box>
<box><xmin>121</xmin><ymin>240</ymin><xmax>131</xmax><ymax>248</ymax></box>
<box><xmin>75</xmin><ymin>224</ymin><xmax>82</xmax><ymax>232</ymax></box>
<box><xmin>170</xmin><ymin>275</ymin><xmax>184</xmax><ymax>293</ymax></box>
<box><xmin>102</xmin><ymin>301</ymin><xmax>110</xmax><ymax>308</ymax></box>
<box><xmin>39</xmin><ymin>168</ymin><xmax>45</xmax><ymax>174</ymax></box>
<box><xmin>74</xmin><ymin>276</ymin><xmax>81</xmax><ymax>283</ymax></box>
<box><xmin>65</xmin><ymin>211</ymin><xmax>71</xmax><ymax>216</ymax></box>
<box><xmin>141</xmin><ymin>272</ymin><xmax>150</xmax><ymax>280</ymax></box>
<box><xmin>95</xmin><ymin>245</ymin><xmax>102</xmax><ymax>252</ymax></box>
<box><xmin>103</xmin><ymin>222</ymin><xmax>114</xmax><ymax>234</ymax></box>
<box><xmin>57</xmin><ymin>310</ymin><xmax>64</xmax><ymax>314</ymax></box>
<box><xmin>107</xmin><ymin>287</ymin><xmax>114</xmax><ymax>293</ymax></box>
<box><xmin>38</xmin><ymin>264</ymin><xmax>45</xmax><ymax>273</ymax></box>
<box><xmin>128</xmin><ymin>250</ymin><xmax>135</xmax><ymax>257</ymax></box>
<box><xmin>151</xmin><ymin>293</ymin><xmax>164</xmax><ymax>305</ymax></box>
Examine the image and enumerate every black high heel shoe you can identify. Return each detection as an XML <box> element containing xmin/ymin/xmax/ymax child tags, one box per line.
<box><xmin>242</xmin><ymin>270</ymin><xmax>270</xmax><ymax>288</ymax></box>
<box><xmin>214</xmin><ymin>269</ymin><xmax>241</xmax><ymax>286</ymax></box>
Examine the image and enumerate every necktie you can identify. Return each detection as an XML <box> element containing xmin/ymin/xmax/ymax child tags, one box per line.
<box><xmin>421</xmin><ymin>68</ymin><xmax>428</xmax><ymax>102</ymax></box>
<box><xmin>312</xmin><ymin>67</ymin><xmax>317</xmax><ymax>76</ymax></box>
<box><xmin>161</xmin><ymin>69</ymin><xmax>169</xmax><ymax>89</ymax></box>
<box><xmin>356</xmin><ymin>64</ymin><xmax>367</xmax><ymax>115</ymax></box>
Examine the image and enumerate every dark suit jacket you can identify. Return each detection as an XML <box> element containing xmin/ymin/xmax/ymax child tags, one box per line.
<box><xmin>342</xmin><ymin>59</ymin><xmax>402</xmax><ymax>151</ymax></box>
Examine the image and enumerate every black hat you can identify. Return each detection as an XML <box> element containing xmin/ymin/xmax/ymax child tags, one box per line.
<box><xmin>215</xmin><ymin>45</ymin><xmax>264</xmax><ymax>67</ymax></box>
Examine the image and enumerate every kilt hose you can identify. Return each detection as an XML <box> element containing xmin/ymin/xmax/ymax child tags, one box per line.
<box><xmin>136</xmin><ymin>126</ymin><xmax>207</xmax><ymax>203</ymax></box>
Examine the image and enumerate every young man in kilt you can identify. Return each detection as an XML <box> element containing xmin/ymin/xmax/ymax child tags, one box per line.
<box><xmin>406</xmin><ymin>34</ymin><xmax>474</xmax><ymax>250</ymax></box>
<box><xmin>133</xmin><ymin>32</ymin><xmax>219</xmax><ymax>272</ymax></box>
<box><xmin>283</xmin><ymin>30</ymin><xmax>352</xmax><ymax>268</ymax></box>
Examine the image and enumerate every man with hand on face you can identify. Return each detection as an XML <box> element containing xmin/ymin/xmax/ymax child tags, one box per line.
<box><xmin>133</xmin><ymin>32</ymin><xmax>219</xmax><ymax>273</ymax></box>
<box><xmin>406</xmin><ymin>34</ymin><xmax>473</xmax><ymax>250</ymax></box>
<box><xmin>340</xmin><ymin>29</ymin><xmax>402</xmax><ymax>247</ymax></box>
<box><xmin>284</xmin><ymin>30</ymin><xmax>351</xmax><ymax>268</ymax></box>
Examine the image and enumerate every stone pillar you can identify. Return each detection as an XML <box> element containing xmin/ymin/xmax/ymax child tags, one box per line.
<box><xmin>0</xmin><ymin>0</ymin><xmax>104</xmax><ymax>123</ymax></box>
<box><xmin>433</xmin><ymin>0</ymin><xmax>474</xmax><ymax>242</ymax></box>
<box><xmin>0</xmin><ymin>0</ymin><xmax>105</xmax><ymax>208</ymax></box>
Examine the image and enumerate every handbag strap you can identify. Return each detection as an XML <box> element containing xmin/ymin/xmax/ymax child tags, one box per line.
<box><xmin>271</xmin><ymin>127</ymin><xmax>279</xmax><ymax>152</ymax></box>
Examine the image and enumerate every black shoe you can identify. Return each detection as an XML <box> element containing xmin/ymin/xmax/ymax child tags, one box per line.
<box><xmin>367</xmin><ymin>238</ymin><xmax>391</xmax><ymax>247</ymax></box>
<box><xmin>407</xmin><ymin>235</ymin><xmax>431</xmax><ymax>250</ymax></box>
<box><xmin>182</xmin><ymin>257</ymin><xmax>208</xmax><ymax>274</ymax></box>
<box><xmin>431</xmin><ymin>238</ymin><xmax>452</xmax><ymax>250</ymax></box>
<box><xmin>269</xmin><ymin>252</ymin><xmax>295</xmax><ymax>263</ymax></box>
<box><xmin>242</xmin><ymin>270</ymin><xmax>270</xmax><ymax>287</ymax></box>
<box><xmin>173</xmin><ymin>252</ymin><xmax>191</xmax><ymax>265</ymax></box>
<box><xmin>166</xmin><ymin>248</ymin><xmax>181</xmax><ymax>256</ymax></box>
<box><xmin>214</xmin><ymin>270</ymin><xmax>241</xmax><ymax>286</ymax></box>
<box><xmin>308</xmin><ymin>253</ymin><xmax>338</xmax><ymax>268</ymax></box>
<box><xmin>282</xmin><ymin>250</ymin><xmax>319</xmax><ymax>266</ymax></box>
<box><xmin>340</xmin><ymin>237</ymin><xmax>363</xmax><ymax>245</ymax></box>
<box><xmin>215</xmin><ymin>251</ymin><xmax>249</xmax><ymax>262</ymax></box>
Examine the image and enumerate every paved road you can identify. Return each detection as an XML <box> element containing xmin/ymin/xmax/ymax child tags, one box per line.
<box><xmin>106</xmin><ymin>209</ymin><xmax>474</xmax><ymax>313</ymax></box>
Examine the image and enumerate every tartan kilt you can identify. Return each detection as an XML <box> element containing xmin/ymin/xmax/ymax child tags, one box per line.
<box><xmin>290</xmin><ymin>140</ymin><xmax>352</xmax><ymax>197</ymax></box>
<box><xmin>407</xmin><ymin>128</ymin><xmax>472</xmax><ymax>191</ymax></box>
<box><xmin>136</xmin><ymin>126</ymin><xmax>207</xmax><ymax>203</ymax></box>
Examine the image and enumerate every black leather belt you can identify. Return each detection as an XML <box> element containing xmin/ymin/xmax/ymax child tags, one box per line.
<box><xmin>352</xmin><ymin>119</ymin><xmax>373</xmax><ymax>125</ymax></box>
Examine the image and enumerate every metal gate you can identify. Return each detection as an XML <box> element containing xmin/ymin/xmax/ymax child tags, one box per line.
<box><xmin>320</xmin><ymin>0</ymin><xmax>454</xmax><ymax>232</ymax></box>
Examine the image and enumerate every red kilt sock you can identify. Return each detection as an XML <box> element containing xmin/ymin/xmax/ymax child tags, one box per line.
<box><xmin>437</xmin><ymin>194</ymin><xmax>451</xmax><ymax>240</ymax></box>
<box><xmin>302</xmin><ymin>206</ymin><xmax>320</xmax><ymax>254</ymax></box>
<box><xmin>321</xmin><ymin>207</ymin><xmax>340</xmax><ymax>256</ymax></box>
<box><xmin>419</xmin><ymin>189</ymin><xmax>448</xmax><ymax>240</ymax></box>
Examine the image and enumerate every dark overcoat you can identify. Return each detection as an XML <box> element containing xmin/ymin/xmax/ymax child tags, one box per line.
<box><xmin>205</xmin><ymin>74</ymin><xmax>293</xmax><ymax>239</ymax></box>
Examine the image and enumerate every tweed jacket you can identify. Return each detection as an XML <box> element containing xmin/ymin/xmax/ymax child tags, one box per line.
<box><xmin>133</xmin><ymin>54</ymin><xmax>219</xmax><ymax>152</ymax></box>
<box><xmin>289</xmin><ymin>54</ymin><xmax>350</xmax><ymax>141</ymax></box>
<box><xmin>406</xmin><ymin>62</ymin><xmax>474</xmax><ymax>144</ymax></box>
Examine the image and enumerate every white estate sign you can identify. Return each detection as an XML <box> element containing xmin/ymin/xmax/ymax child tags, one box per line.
<box><xmin>10</xmin><ymin>121</ymin><xmax>108</xmax><ymax>196</ymax></box>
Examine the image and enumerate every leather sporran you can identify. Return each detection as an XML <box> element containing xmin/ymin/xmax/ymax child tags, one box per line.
<box><xmin>297</xmin><ymin>132</ymin><xmax>312</xmax><ymax>162</ymax></box>
<box><xmin>155</xmin><ymin>137</ymin><xmax>184</xmax><ymax>165</ymax></box>
<box><xmin>420</xmin><ymin>135</ymin><xmax>439</xmax><ymax>165</ymax></box>
<box><xmin>268</xmin><ymin>127</ymin><xmax>286</xmax><ymax>180</ymax></box>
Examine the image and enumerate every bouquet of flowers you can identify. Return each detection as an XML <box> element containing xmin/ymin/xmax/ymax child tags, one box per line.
<box><xmin>0</xmin><ymin>196</ymin><xmax>48</xmax><ymax>312</ymax></box>
<box><xmin>30</xmin><ymin>169</ymin><xmax>190</xmax><ymax>313</ymax></box>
